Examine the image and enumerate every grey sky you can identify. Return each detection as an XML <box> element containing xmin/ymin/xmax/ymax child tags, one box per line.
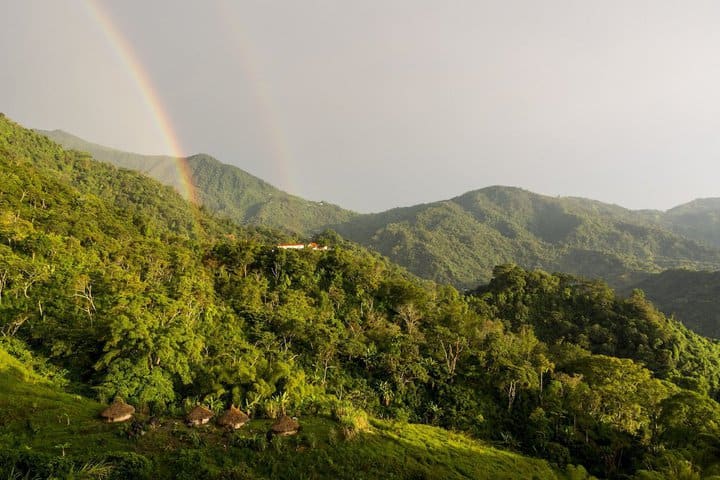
<box><xmin>3</xmin><ymin>1</ymin><xmax>720</xmax><ymax>213</ymax></box>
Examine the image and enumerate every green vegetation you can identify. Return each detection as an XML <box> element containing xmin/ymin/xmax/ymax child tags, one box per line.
<box><xmin>332</xmin><ymin>187</ymin><xmax>720</xmax><ymax>288</ymax></box>
<box><xmin>0</xmin><ymin>329</ymin><xmax>578</xmax><ymax>479</ymax></box>
<box><xmin>3</xmin><ymin>115</ymin><xmax>719</xmax><ymax>478</ymax></box>
<box><xmin>43</xmin><ymin>129</ymin><xmax>720</xmax><ymax>296</ymax></box>
<box><xmin>39</xmin><ymin>129</ymin><xmax>357</xmax><ymax>234</ymax></box>
<box><xmin>0</xmin><ymin>348</ymin><xmax>576</xmax><ymax>479</ymax></box>
<box><xmin>661</xmin><ymin>198</ymin><xmax>720</xmax><ymax>248</ymax></box>
<box><xmin>41</xmin><ymin>129</ymin><xmax>720</xmax><ymax>292</ymax></box>
<box><xmin>622</xmin><ymin>269</ymin><xmax>720</xmax><ymax>339</ymax></box>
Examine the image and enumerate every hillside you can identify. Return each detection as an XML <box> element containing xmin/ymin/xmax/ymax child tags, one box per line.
<box><xmin>660</xmin><ymin>198</ymin><xmax>720</xmax><ymax>248</ymax></box>
<box><xmin>0</xmin><ymin>342</ymin><xmax>576</xmax><ymax>480</ymax></box>
<box><xmin>332</xmin><ymin>187</ymin><xmax>720</xmax><ymax>288</ymax></box>
<box><xmin>42</xmin><ymin>130</ymin><xmax>720</xmax><ymax>288</ymax></box>
<box><xmin>6</xmin><ymin>115</ymin><xmax>587</xmax><ymax>478</ymax></box>
<box><xmin>39</xmin><ymin>129</ymin><xmax>357</xmax><ymax>234</ymax></box>
<box><xmin>623</xmin><ymin>269</ymin><xmax>720</xmax><ymax>339</ymax></box>
<box><xmin>41</xmin><ymin>129</ymin><xmax>720</xmax><ymax>290</ymax></box>
<box><xmin>6</xmin><ymin>114</ymin><xmax>720</xmax><ymax>477</ymax></box>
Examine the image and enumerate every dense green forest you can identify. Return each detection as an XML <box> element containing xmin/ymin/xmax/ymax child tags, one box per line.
<box><xmin>4</xmin><ymin>115</ymin><xmax>720</xmax><ymax>479</ymax></box>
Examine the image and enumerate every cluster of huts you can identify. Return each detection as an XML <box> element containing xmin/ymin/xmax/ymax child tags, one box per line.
<box><xmin>100</xmin><ymin>400</ymin><xmax>300</xmax><ymax>436</ymax></box>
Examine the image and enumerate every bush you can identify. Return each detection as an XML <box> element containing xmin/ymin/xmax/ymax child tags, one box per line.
<box><xmin>543</xmin><ymin>442</ymin><xmax>571</xmax><ymax>466</ymax></box>
<box><xmin>0</xmin><ymin>450</ymin><xmax>74</xmax><ymax>478</ymax></box>
<box><xmin>300</xmin><ymin>432</ymin><xmax>317</xmax><ymax>449</ymax></box>
<box><xmin>333</xmin><ymin>404</ymin><xmax>370</xmax><ymax>441</ymax></box>
<box><xmin>107</xmin><ymin>452</ymin><xmax>152</xmax><ymax>480</ymax></box>
<box><xmin>232</xmin><ymin>433</ymin><xmax>267</xmax><ymax>452</ymax></box>
<box><xmin>262</xmin><ymin>398</ymin><xmax>281</xmax><ymax>419</ymax></box>
<box><xmin>564</xmin><ymin>464</ymin><xmax>593</xmax><ymax>480</ymax></box>
<box><xmin>270</xmin><ymin>434</ymin><xmax>284</xmax><ymax>452</ymax></box>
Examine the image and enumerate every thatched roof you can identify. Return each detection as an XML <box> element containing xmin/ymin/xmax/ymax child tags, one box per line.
<box><xmin>218</xmin><ymin>405</ymin><xmax>249</xmax><ymax>426</ymax></box>
<box><xmin>271</xmin><ymin>415</ymin><xmax>300</xmax><ymax>433</ymax></box>
<box><xmin>100</xmin><ymin>400</ymin><xmax>135</xmax><ymax>419</ymax></box>
<box><xmin>187</xmin><ymin>405</ymin><xmax>214</xmax><ymax>422</ymax></box>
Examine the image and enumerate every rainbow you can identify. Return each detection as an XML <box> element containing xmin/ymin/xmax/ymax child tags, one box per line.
<box><xmin>82</xmin><ymin>0</ymin><xmax>198</xmax><ymax>204</ymax></box>
<box><xmin>214</xmin><ymin>0</ymin><xmax>298</xmax><ymax>195</ymax></box>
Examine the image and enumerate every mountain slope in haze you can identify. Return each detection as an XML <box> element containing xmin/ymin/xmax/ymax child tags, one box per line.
<box><xmin>622</xmin><ymin>269</ymin><xmax>720</xmax><ymax>339</ymax></box>
<box><xmin>39</xmin><ymin>129</ymin><xmax>357</xmax><ymax>234</ymax></box>
<box><xmin>659</xmin><ymin>198</ymin><xmax>720</xmax><ymax>248</ymax></box>
<box><xmin>332</xmin><ymin>186</ymin><xmax>720</xmax><ymax>288</ymax></box>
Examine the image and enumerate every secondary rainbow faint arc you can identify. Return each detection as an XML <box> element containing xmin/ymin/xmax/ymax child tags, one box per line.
<box><xmin>215</xmin><ymin>0</ymin><xmax>298</xmax><ymax>196</ymax></box>
<box><xmin>83</xmin><ymin>0</ymin><xmax>198</xmax><ymax>204</ymax></box>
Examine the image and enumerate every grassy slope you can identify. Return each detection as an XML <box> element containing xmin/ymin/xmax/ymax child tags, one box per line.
<box><xmin>0</xmin><ymin>346</ymin><xmax>577</xmax><ymax>479</ymax></box>
<box><xmin>0</xmin><ymin>347</ymin><xmax>131</xmax><ymax>454</ymax></box>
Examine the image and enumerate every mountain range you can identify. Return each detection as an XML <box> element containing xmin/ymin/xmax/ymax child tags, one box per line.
<box><xmin>39</xmin><ymin>130</ymin><xmax>356</xmax><ymax>234</ymax></box>
<box><xmin>41</xmin><ymin>128</ymin><xmax>720</xmax><ymax>338</ymax></box>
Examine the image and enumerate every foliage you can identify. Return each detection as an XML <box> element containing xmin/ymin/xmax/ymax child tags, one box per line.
<box><xmin>40</xmin><ymin>129</ymin><xmax>357</xmax><ymax>234</ymax></box>
<box><xmin>622</xmin><ymin>269</ymin><xmax>720</xmax><ymax>339</ymax></box>
<box><xmin>43</xmin><ymin>129</ymin><xmax>720</xmax><ymax>292</ymax></box>
<box><xmin>0</xmin><ymin>116</ymin><xmax>719</xmax><ymax>478</ymax></box>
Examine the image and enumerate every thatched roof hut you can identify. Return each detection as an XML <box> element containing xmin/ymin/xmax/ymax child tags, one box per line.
<box><xmin>100</xmin><ymin>400</ymin><xmax>135</xmax><ymax>423</ymax></box>
<box><xmin>217</xmin><ymin>405</ymin><xmax>249</xmax><ymax>430</ymax></box>
<box><xmin>186</xmin><ymin>405</ymin><xmax>214</xmax><ymax>426</ymax></box>
<box><xmin>270</xmin><ymin>415</ymin><xmax>300</xmax><ymax>436</ymax></box>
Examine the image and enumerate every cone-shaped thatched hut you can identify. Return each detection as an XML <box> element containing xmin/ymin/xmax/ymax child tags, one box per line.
<box><xmin>270</xmin><ymin>415</ymin><xmax>300</xmax><ymax>436</ymax></box>
<box><xmin>100</xmin><ymin>400</ymin><xmax>135</xmax><ymax>423</ymax></box>
<box><xmin>217</xmin><ymin>405</ymin><xmax>249</xmax><ymax>430</ymax></box>
<box><xmin>186</xmin><ymin>405</ymin><xmax>214</xmax><ymax>426</ymax></box>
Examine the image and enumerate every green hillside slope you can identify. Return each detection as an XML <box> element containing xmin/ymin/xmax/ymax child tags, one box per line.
<box><xmin>39</xmin><ymin>129</ymin><xmax>356</xmax><ymax>234</ymax></box>
<box><xmin>333</xmin><ymin>187</ymin><xmax>720</xmax><ymax>288</ymax></box>
<box><xmin>5</xmin><ymin>114</ymin><xmax>720</xmax><ymax>477</ymax></box>
<box><xmin>661</xmin><ymin>198</ymin><xmax>720</xmax><ymax>248</ymax></box>
<box><xmin>40</xmin><ymin>129</ymin><xmax>720</xmax><ymax>290</ymax></box>
<box><xmin>623</xmin><ymin>269</ymin><xmax>720</xmax><ymax>339</ymax></box>
<box><xmin>0</xmin><ymin>341</ymin><xmax>577</xmax><ymax>480</ymax></box>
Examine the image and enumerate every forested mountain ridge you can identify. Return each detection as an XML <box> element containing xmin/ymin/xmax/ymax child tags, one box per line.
<box><xmin>4</xmin><ymin>114</ymin><xmax>720</xmax><ymax>478</ymax></box>
<box><xmin>660</xmin><ymin>198</ymin><xmax>720</xmax><ymax>248</ymax></box>
<box><xmin>41</xmin><ymin>129</ymin><xmax>720</xmax><ymax>290</ymax></box>
<box><xmin>39</xmin><ymin>129</ymin><xmax>357</xmax><ymax>234</ymax></box>
<box><xmin>331</xmin><ymin>186</ymin><xmax>720</xmax><ymax>288</ymax></box>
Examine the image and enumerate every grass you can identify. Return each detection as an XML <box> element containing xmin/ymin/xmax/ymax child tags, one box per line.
<box><xmin>0</xmin><ymin>347</ymin><xmax>591</xmax><ymax>479</ymax></box>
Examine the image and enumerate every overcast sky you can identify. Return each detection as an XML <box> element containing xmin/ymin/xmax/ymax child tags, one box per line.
<box><xmin>3</xmin><ymin>0</ymin><xmax>720</xmax><ymax>213</ymax></box>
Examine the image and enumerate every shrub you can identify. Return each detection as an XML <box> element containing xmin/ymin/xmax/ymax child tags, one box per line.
<box><xmin>262</xmin><ymin>398</ymin><xmax>281</xmax><ymax>419</ymax></box>
<box><xmin>107</xmin><ymin>452</ymin><xmax>152</xmax><ymax>480</ymax></box>
<box><xmin>0</xmin><ymin>450</ymin><xmax>74</xmax><ymax>479</ymax></box>
<box><xmin>270</xmin><ymin>434</ymin><xmax>284</xmax><ymax>453</ymax></box>
<box><xmin>232</xmin><ymin>433</ymin><xmax>267</xmax><ymax>452</ymax></box>
<box><xmin>300</xmin><ymin>432</ymin><xmax>317</xmax><ymax>449</ymax></box>
<box><xmin>333</xmin><ymin>404</ymin><xmax>370</xmax><ymax>441</ymax></box>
